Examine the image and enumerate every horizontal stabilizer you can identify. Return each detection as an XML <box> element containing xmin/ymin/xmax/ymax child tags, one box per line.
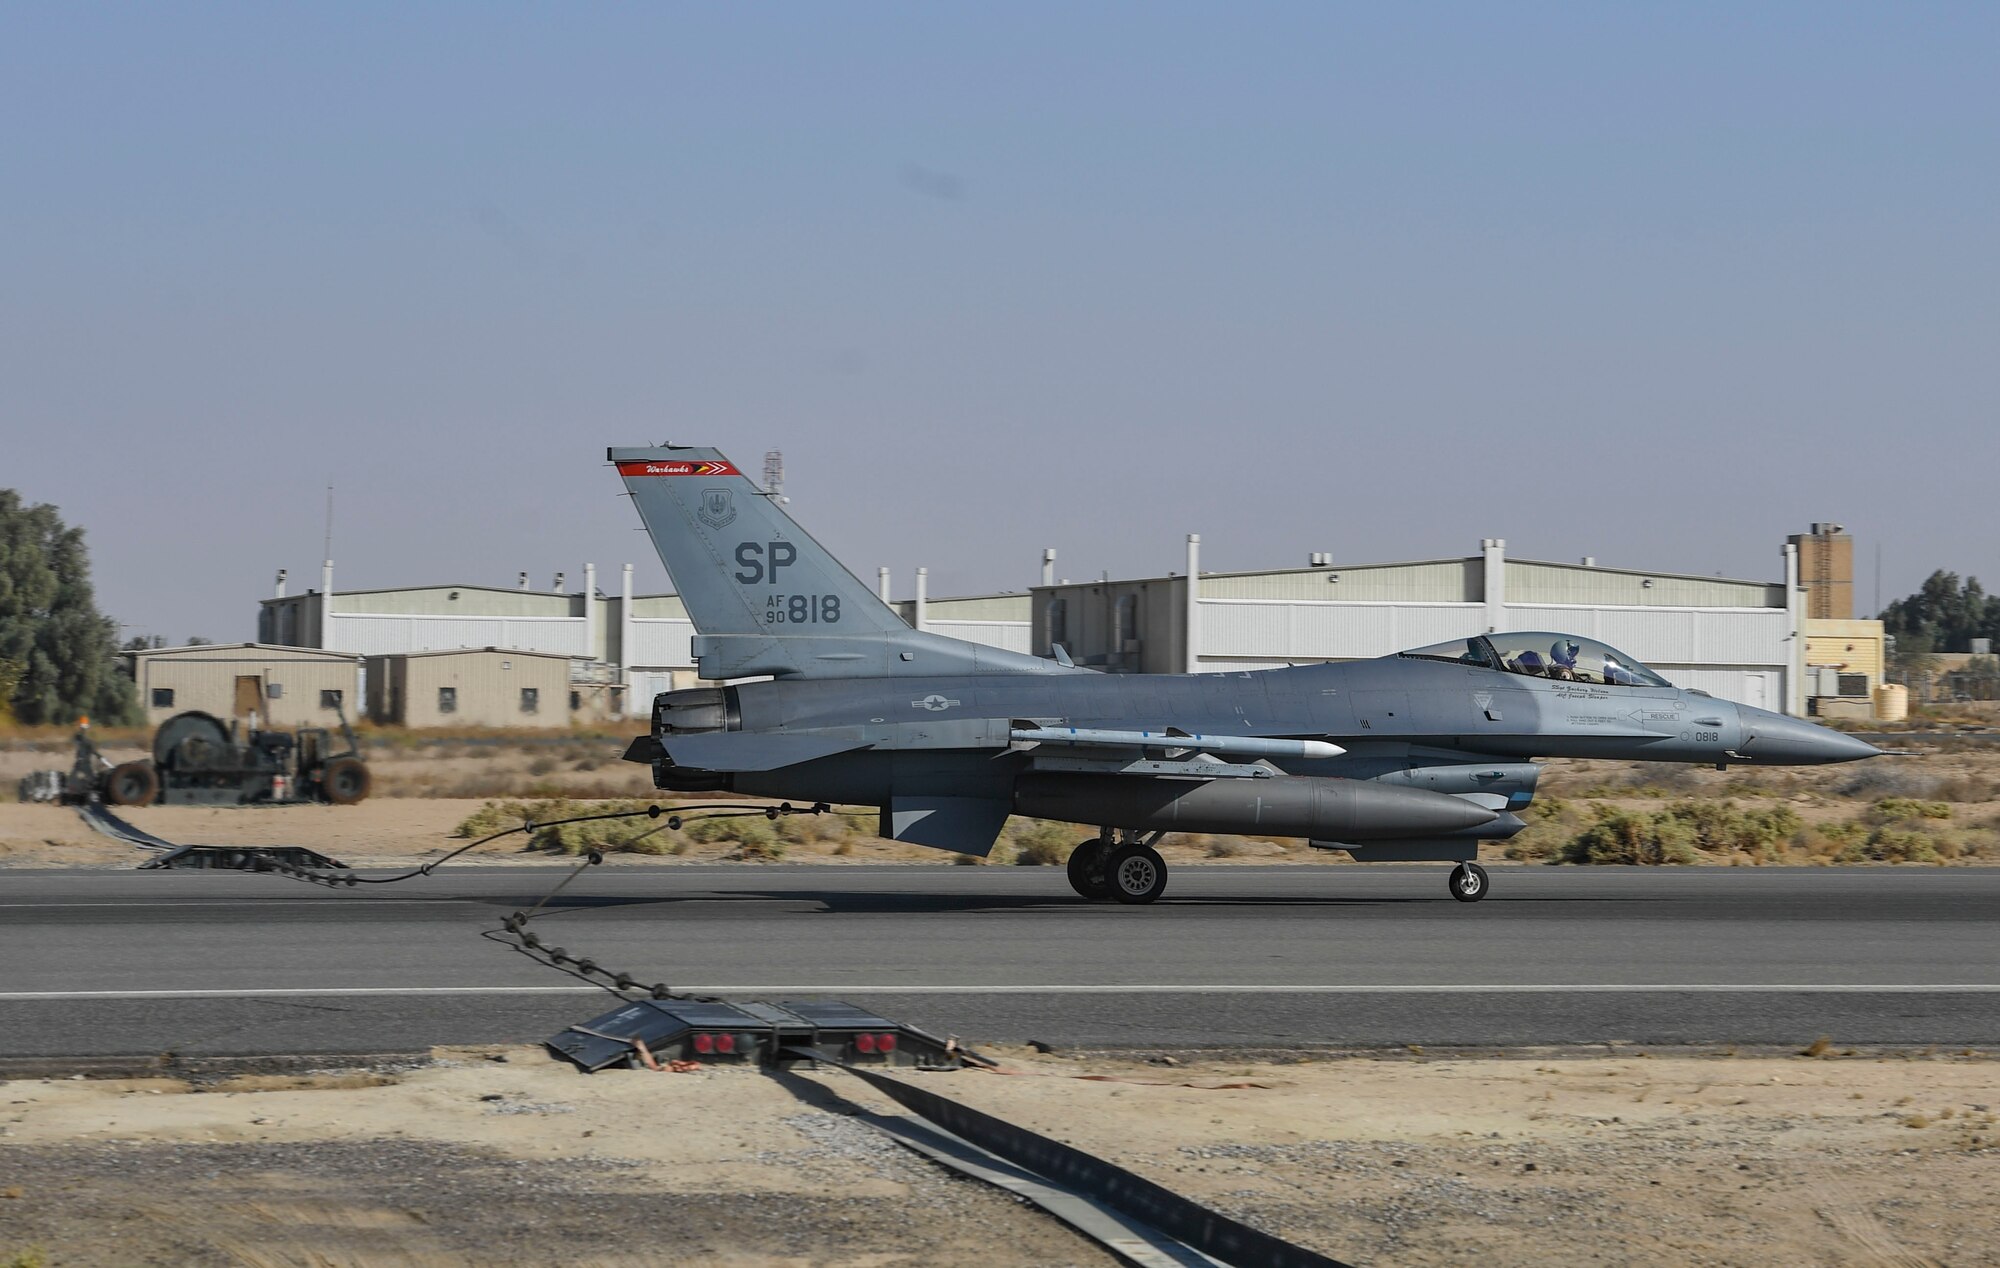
<box><xmin>661</xmin><ymin>731</ymin><xmax>871</xmax><ymax>773</ymax></box>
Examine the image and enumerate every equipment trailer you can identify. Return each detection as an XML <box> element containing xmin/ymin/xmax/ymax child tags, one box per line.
<box><xmin>24</xmin><ymin>710</ymin><xmax>371</xmax><ymax>808</ymax></box>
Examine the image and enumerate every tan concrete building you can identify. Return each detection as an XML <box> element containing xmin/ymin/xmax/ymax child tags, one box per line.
<box><xmin>365</xmin><ymin>648</ymin><xmax>576</xmax><ymax>729</ymax></box>
<box><xmin>1788</xmin><ymin>523</ymin><xmax>1854</xmax><ymax>620</ymax></box>
<box><xmin>125</xmin><ymin>644</ymin><xmax>362</xmax><ymax>729</ymax></box>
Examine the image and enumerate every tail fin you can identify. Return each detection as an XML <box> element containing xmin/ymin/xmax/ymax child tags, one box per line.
<box><xmin>611</xmin><ymin>445</ymin><xmax>1065</xmax><ymax>680</ymax></box>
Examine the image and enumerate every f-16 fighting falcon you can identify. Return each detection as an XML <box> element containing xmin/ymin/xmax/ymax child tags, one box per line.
<box><xmin>614</xmin><ymin>446</ymin><xmax>1879</xmax><ymax>905</ymax></box>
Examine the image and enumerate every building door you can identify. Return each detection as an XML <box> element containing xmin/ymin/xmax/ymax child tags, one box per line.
<box><xmin>233</xmin><ymin>676</ymin><xmax>264</xmax><ymax>718</ymax></box>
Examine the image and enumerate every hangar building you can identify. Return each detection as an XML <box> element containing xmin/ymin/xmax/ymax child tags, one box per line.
<box><xmin>255</xmin><ymin>529</ymin><xmax>1876</xmax><ymax>722</ymax></box>
<box><xmin>1027</xmin><ymin>537</ymin><xmax>1811</xmax><ymax>715</ymax></box>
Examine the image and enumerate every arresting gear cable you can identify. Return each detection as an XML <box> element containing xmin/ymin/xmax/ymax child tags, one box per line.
<box><xmin>259</xmin><ymin>800</ymin><xmax>833</xmax><ymax>1003</ymax></box>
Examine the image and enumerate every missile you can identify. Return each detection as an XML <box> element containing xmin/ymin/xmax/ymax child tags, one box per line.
<box><xmin>1011</xmin><ymin>726</ymin><xmax>1344</xmax><ymax>761</ymax></box>
<box><xmin>1013</xmin><ymin>772</ymin><xmax>1496</xmax><ymax>841</ymax></box>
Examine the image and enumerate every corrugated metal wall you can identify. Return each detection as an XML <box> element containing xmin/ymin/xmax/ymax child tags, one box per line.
<box><xmin>393</xmin><ymin>652</ymin><xmax>574</xmax><ymax>728</ymax></box>
<box><xmin>625</xmin><ymin>618</ymin><xmax>696</xmax><ymax>668</ymax></box>
<box><xmin>134</xmin><ymin>649</ymin><xmax>360</xmax><ymax>728</ymax></box>
<box><xmin>326</xmin><ymin>614</ymin><xmax>591</xmax><ymax>657</ymax></box>
<box><xmin>1505</xmin><ymin>605</ymin><xmax>1788</xmax><ymax>668</ymax></box>
<box><xmin>1197</xmin><ymin>600</ymin><xmax>1485</xmax><ymax>661</ymax></box>
<box><xmin>925</xmin><ymin>619</ymin><xmax>1033</xmax><ymax>654</ymax></box>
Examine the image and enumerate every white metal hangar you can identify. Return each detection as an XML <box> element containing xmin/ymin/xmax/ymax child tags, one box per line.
<box><xmin>257</xmin><ymin>535</ymin><xmax>1818</xmax><ymax>719</ymax></box>
<box><xmin>1027</xmin><ymin>537</ymin><xmax>1810</xmax><ymax>715</ymax></box>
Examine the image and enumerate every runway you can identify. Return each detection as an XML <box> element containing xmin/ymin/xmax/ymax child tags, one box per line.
<box><xmin>2</xmin><ymin>865</ymin><xmax>1995</xmax><ymax>1059</ymax></box>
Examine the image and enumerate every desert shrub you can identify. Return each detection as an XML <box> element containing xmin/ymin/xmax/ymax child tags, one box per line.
<box><xmin>1837</xmin><ymin>767</ymin><xmax>1938</xmax><ymax>800</ymax></box>
<box><xmin>1839</xmin><ymin>825</ymin><xmax>1942</xmax><ymax>864</ymax></box>
<box><xmin>451</xmin><ymin>797</ymin><xmax>690</xmax><ymax>855</ymax></box>
<box><xmin>1662</xmin><ymin>800</ymin><xmax>1802</xmax><ymax>859</ymax></box>
<box><xmin>1560</xmin><ymin>807</ymin><xmax>1699</xmax><ymax>865</ymax></box>
<box><xmin>1206</xmin><ymin>836</ymin><xmax>1243</xmax><ymax>858</ymax></box>
<box><xmin>1501</xmin><ymin>797</ymin><xmax>1584</xmax><ymax>862</ymax></box>
<box><xmin>1008</xmin><ymin>818</ymin><xmax>1075</xmax><ymax>866</ymax></box>
<box><xmin>1928</xmin><ymin>775</ymin><xmax>1993</xmax><ymax>802</ymax></box>
<box><xmin>1566</xmin><ymin>764</ymin><xmax>1706</xmax><ymax>799</ymax></box>
<box><xmin>1869</xmin><ymin>798</ymin><xmax>1953</xmax><ymax>821</ymax></box>
<box><xmin>526</xmin><ymin>756</ymin><xmax>559</xmax><ymax>776</ymax></box>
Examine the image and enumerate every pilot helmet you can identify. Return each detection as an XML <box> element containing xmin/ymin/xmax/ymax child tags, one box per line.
<box><xmin>1553</xmin><ymin>639</ymin><xmax>1580</xmax><ymax>664</ymax></box>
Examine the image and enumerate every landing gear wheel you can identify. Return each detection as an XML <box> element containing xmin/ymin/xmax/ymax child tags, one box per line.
<box><xmin>1448</xmin><ymin>862</ymin><xmax>1489</xmax><ymax>903</ymax></box>
<box><xmin>319</xmin><ymin>757</ymin><xmax>371</xmax><ymax>806</ymax></box>
<box><xmin>1105</xmin><ymin>843</ymin><xmax>1169</xmax><ymax>905</ymax></box>
<box><xmin>1066</xmin><ymin>839</ymin><xmax>1112</xmax><ymax>900</ymax></box>
<box><xmin>103</xmin><ymin>761</ymin><xmax>158</xmax><ymax>807</ymax></box>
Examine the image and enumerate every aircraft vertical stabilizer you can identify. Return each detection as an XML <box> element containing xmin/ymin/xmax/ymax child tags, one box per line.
<box><xmin>611</xmin><ymin>445</ymin><xmax>1070</xmax><ymax>680</ymax></box>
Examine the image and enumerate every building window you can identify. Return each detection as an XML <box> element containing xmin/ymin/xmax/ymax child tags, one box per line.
<box><xmin>320</xmin><ymin>689</ymin><xmax>343</xmax><ymax>710</ymax></box>
<box><xmin>267</xmin><ymin>683</ymin><xmax>285</xmax><ymax>699</ymax></box>
<box><xmin>569</xmin><ymin>691</ymin><xmax>581</xmax><ymax>711</ymax></box>
<box><xmin>438</xmin><ymin>687</ymin><xmax>458</xmax><ymax>714</ymax></box>
<box><xmin>520</xmin><ymin>687</ymin><xmax>539</xmax><ymax>714</ymax></box>
<box><xmin>151</xmin><ymin>688</ymin><xmax>175</xmax><ymax>709</ymax></box>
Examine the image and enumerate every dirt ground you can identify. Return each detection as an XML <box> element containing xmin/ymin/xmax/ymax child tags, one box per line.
<box><xmin>0</xmin><ymin>1047</ymin><xmax>1994</xmax><ymax>1266</ymax></box>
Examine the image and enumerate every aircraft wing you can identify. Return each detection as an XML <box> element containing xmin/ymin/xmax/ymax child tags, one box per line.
<box><xmin>658</xmin><ymin>731</ymin><xmax>872</xmax><ymax>773</ymax></box>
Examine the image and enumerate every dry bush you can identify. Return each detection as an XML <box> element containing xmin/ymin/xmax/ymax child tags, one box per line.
<box><xmin>1205</xmin><ymin>836</ymin><xmax>1243</xmax><ymax>858</ymax></box>
<box><xmin>1867</xmin><ymin>798</ymin><xmax>1953</xmax><ymax>823</ymax></box>
<box><xmin>1501</xmin><ymin>796</ymin><xmax>1584</xmax><ymax>861</ymax></box>
<box><xmin>1928</xmin><ymin>775</ymin><xmax>1994</xmax><ymax>802</ymax></box>
<box><xmin>1839</xmin><ymin>766</ymin><xmax>1939</xmax><ymax>800</ymax></box>
<box><xmin>1007</xmin><ymin>818</ymin><xmax>1075</xmax><ymax>866</ymax></box>
<box><xmin>452</xmin><ymin>798</ymin><xmax>673</xmax><ymax>855</ymax></box>
<box><xmin>1560</xmin><ymin>806</ymin><xmax>1700</xmax><ymax>865</ymax></box>
<box><xmin>685</xmin><ymin>813</ymin><xmax>785</xmax><ymax>859</ymax></box>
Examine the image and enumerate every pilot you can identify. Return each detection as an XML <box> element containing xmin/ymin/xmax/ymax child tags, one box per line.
<box><xmin>1549</xmin><ymin>640</ymin><xmax>1582</xmax><ymax>681</ymax></box>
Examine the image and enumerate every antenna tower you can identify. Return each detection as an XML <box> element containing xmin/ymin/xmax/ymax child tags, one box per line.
<box><xmin>763</xmin><ymin>450</ymin><xmax>788</xmax><ymax>504</ymax></box>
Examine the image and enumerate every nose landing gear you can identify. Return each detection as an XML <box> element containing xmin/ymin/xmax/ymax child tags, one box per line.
<box><xmin>1448</xmin><ymin>861</ymin><xmax>1490</xmax><ymax>902</ymax></box>
<box><xmin>1065</xmin><ymin>830</ymin><xmax>1169</xmax><ymax>904</ymax></box>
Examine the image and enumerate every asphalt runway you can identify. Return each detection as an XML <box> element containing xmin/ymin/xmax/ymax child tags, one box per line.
<box><xmin>2</xmin><ymin>865</ymin><xmax>1995</xmax><ymax>1060</ymax></box>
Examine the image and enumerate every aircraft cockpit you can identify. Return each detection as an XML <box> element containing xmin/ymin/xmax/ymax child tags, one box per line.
<box><xmin>1398</xmin><ymin>633</ymin><xmax>1674</xmax><ymax>688</ymax></box>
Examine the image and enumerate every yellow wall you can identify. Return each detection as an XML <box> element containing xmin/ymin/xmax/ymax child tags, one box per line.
<box><xmin>1803</xmin><ymin>618</ymin><xmax>1885</xmax><ymax>691</ymax></box>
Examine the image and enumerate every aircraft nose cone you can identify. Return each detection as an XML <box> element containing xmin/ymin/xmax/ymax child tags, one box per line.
<box><xmin>1740</xmin><ymin>711</ymin><xmax>1882</xmax><ymax>765</ymax></box>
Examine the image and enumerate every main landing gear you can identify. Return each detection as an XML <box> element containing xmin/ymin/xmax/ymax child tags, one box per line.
<box><xmin>1066</xmin><ymin>830</ymin><xmax>1168</xmax><ymax>904</ymax></box>
<box><xmin>1448</xmin><ymin>861</ymin><xmax>1490</xmax><ymax>902</ymax></box>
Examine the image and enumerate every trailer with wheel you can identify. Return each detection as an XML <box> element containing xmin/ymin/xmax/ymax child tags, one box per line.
<box><xmin>31</xmin><ymin>709</ymin><xmax>371</xmax><ymax>808</ymax></box>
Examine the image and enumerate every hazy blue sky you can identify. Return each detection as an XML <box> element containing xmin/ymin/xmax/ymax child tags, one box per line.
<box><xmin>4</xmin><ymin>3</ymin><xmax>1995</xmax><ymax>641</ymax></box>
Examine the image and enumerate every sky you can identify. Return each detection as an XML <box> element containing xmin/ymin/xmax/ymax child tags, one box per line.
<box><xmin>4</xmin><ymin>3</ymin><xmax>1996</xmax><ymax>642</ymax></box>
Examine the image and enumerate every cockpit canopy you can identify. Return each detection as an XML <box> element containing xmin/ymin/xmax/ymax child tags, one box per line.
<box><xmin>1398</xmin><ymin>632</ymin><xmax>1673</xmax><ymax>688</ymax></box>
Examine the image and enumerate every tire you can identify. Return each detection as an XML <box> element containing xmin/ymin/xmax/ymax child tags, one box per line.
<box><xmin>103</xmin><ymin>761</ymin><xmax>158</xmax><ymax>807</ymax></box>
<box><xmin>319</xmin><ymin>757</ymin><xmax>371</xmax><ymax>806</ymax></box>
<box><xmin>1448</xmin><ymin>862</ymin><xmax>1489</xmax><ymax>903</ymax></box>
<box><xmin>1105</xmin><ymin>843</ymin><xmax>1169</xmax><ymax>905</ymax></box>
<box><xmin>1066</xmin><ymin>839</ymin><xmax>1112</xmax><ymax>900</ymax></box>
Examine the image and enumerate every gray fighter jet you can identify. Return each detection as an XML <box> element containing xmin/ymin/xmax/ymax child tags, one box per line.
<box><xmin>614</xmin><ymin>446</ymin><xmax>1878</xmax><ymax>904</ymax></box>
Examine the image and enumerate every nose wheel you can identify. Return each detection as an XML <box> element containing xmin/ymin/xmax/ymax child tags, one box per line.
<box><xmin>1448</xmin><ymin>862</ymin><xmax>1490</xmax><ymax>902</ymax></box>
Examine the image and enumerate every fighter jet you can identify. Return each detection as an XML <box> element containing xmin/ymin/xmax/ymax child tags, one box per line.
<box><xmin>614</xmin><ymin>446</ymin><xmax>1879</xmax><ymax>904</ymax></box>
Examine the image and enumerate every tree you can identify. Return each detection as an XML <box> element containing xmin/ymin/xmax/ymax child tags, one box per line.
<box><xmin>1880</xmin><ymin>570</ymin><xmax>2000</xmax><ymax>654</ymax></box>
<box><xmin>0</xmin><ymin>491</ymin><xmax>140</xmax><ymax>725</ymax></box>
